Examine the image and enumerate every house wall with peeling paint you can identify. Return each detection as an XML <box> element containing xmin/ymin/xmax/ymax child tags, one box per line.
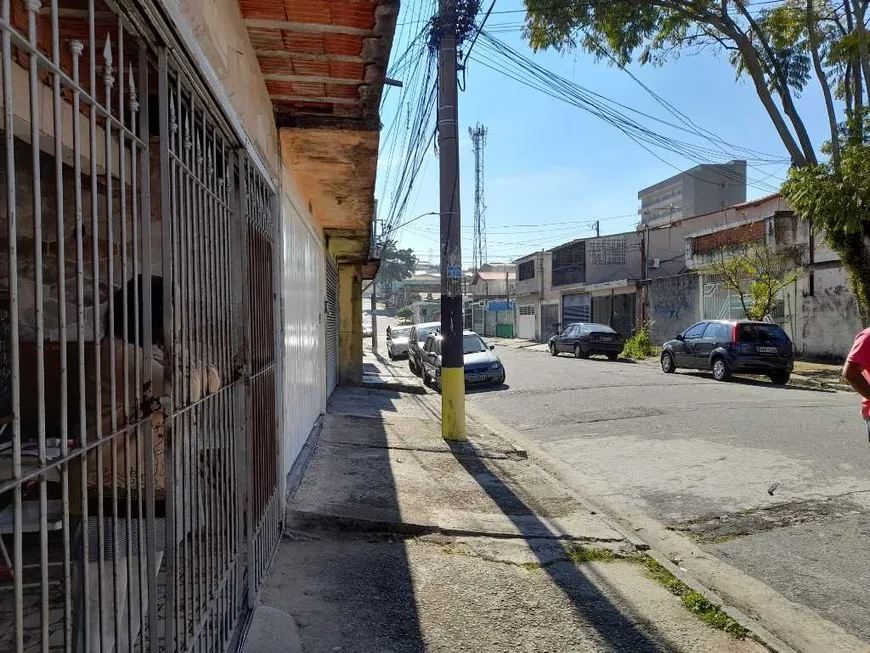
<box><xmin>646</xmin><ymin>273</ymin><xmax>701</xmax><ymax>345</ymax></box>
<box><xmin>798</xmin><ymin>268</ymin><xmax>863</xmax><ymax>360</ymax></box>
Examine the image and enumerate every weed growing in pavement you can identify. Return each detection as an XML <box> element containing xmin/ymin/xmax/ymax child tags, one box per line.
<box><xmin>640</xmin><ymin>557</ymin><xmax>748</xmax><ymax>639</ymax></box>
<box><xmin>621</xmin><ymin>329</ymin><xmax>660</xmax><ymax>359</ymax></box>
<box><xmin>520</xmin><ymin>562</ymin><xmax>543</xmax><ymax>571</ymax></box>
<box><xmin>565</xmin><ymin>544</ymin><xmax>619</xmax><ymax>563</ymax></box>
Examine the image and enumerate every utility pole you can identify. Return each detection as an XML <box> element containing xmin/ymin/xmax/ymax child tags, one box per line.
<box><xmin>371</xmin><ymin>216</ymin><xmax>379</xmax><ymax>354</ymax></box>
<box><xmin>437</xmin><ymin>0</ymin><xmax>465</xmax><ymax>440</ymax></box>
<box><xmin>594</xmin><ymin>220</ymin><xmax>600</xmax><ymax>238</ymax></box>
<box><xmin>371</xmin><ymin>282</ymin><xmax>378</xmax><ymax>354</ymax></box>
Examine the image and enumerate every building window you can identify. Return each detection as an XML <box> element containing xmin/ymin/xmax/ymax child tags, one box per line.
<box><xmin>519</xmin><ymin>305</ymin><xmax>536</xmax><ymax>316</ymax></box>
<box><xmin>518</xmin><ymin>260</ymin><xmax>535</xmax><ymax>281</ymax></box>
<box><xmin>588</xmin><ymin>235</ymin><xmax>627</xmax><ymax>265</ymax></box>
<box><xmin>552</xmin><ymin>241</ymin><xmax>586</xmax><ymax>286</ymax></box>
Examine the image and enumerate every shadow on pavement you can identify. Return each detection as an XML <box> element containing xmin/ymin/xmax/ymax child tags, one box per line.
<box><xmin>679</xmin><ymin>371</ymin><xmax>837</xmax><ymax>393</ymax></box>
<box><xmin>259</xmin><ymin>388</ymin><xmax>426</xmax><ymax>652</ymax></box>
<box><xmin>446</xmin><ymin>442</ymin><xmax>676</xmax><ymax>653</ymax></box>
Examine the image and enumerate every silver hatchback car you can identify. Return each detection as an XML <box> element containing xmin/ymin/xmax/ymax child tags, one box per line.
<box><xmin>386</xmin><ymin>325</ymin><xmax>412</xmax><ymax>360</ymax></box>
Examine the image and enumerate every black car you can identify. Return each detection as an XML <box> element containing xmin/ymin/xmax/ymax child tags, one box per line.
<box><xmin>548</xmin><ymin>323</ymin><xmax>625</xmax><ymax>360</ymax></box>
<box><xmin>407</xmin><ymin>322</ymin><xmax>441</xmax><ymax>377</ymax></box>
<box><xmin>661</xmin><ymin>320</ymin><xmax>794</xmax><ymax>384</ymax></box>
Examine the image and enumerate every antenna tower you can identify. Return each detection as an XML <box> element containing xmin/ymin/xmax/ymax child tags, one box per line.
<box><xmin>469</xmin><ymin>122</ymin><xmax>488</xmax><ymax>273</ymax></box>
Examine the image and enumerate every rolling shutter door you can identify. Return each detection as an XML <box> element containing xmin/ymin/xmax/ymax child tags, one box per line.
<box><xmin>325</xmin><ymin>257</ymin><xmax>339</xmax><ymax>395</ymax></box>
<box><xmin>561</xmin><ymin>293</ymin><xmax>591</xmax><ymax>324</ymax></box>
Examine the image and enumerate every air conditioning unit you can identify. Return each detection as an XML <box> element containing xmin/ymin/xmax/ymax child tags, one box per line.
<box><xmin>650</xmin><ymin>258</ymin><xmax>661</xmax><ymax>269</ymax></box>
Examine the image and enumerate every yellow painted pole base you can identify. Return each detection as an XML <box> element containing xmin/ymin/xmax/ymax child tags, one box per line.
<box><xmin>440</xmin><ymin>366</ymin><xmax>466</xmax><ymax>441</ymax></box>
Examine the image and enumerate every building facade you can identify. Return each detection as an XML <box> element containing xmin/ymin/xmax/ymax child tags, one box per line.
<box><xmin>0</xmin><ymin>0</ymin><xmax>396</xmax><ymax>651</ymax></box>
<box><xmin>638</xmin><ymin>160</ymin><xmax>747</xmax><ymax>227</ymax></box>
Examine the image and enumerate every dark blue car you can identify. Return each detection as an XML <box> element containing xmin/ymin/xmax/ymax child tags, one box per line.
<box><xmin>660</xmin><ymin>320</ymin><xmax>794</xmax><ymax>384</ymax></box>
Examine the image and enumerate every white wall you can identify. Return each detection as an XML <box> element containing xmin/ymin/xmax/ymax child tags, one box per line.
<box><xmin>281</xmin><ymin>189</ymin><xmax>326</xmax><ymax>472</ymax></box>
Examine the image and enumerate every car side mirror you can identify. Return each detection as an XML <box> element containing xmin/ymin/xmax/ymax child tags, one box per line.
<box><xmin>676</xmin><ymin>334</ymin><xmax>685</xmax><ymax>341</ymax></box>
<box><xmin>489</xmin><ymin>344</ymin><xmax>495</xmax><ymax>350</ymax></box>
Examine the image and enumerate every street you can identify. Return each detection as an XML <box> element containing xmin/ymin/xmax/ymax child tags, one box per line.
<box><xmin>461</xmin><ymin>345</ymin><xmax>870</xmax><ymax>645</ymax></box>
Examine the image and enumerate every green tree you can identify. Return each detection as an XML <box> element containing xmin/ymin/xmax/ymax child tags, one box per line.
<box><xmin>376</xmin><ymin>239</ymin><xmax>418</xmax><ymax>295</ymax></box>
<box><xmin>523</xmin><ymin>0</ymin><xmax>870</xmax><ymax>315</ymax></box>
<box><xmin>708</xmin><ymin>242</ymin><xmax>802</xmax><ymax>321</ymax></box>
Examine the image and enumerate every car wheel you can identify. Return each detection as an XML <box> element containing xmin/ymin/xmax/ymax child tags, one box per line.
<box><xmin>422</xmin><ymin>367</ymin><xmax>431</xmax><ymax>387</ymax></box>
<box><xmin>574</xmin><ymin>344</ymin><xmax>588</xmax><ymax>359</ymax></box>
<box><xmin>549</xmin><ymin>343</ymin><xmax>558</xmax><ymax>357</ymax></box>
<box><xmin>388</xmin><ymin>349</ymin><xmax>394</xmax><ymax>360</ymax></box>
<box><xmin>660</xmin><ymin>351</ymin><xmax>676</xmax><ymax>374</ymax></box>
<box><xmin>606</xmin><ymin>353</ymin><xmax>618</xmax><ymax>361</ymax></box>
<box><xmin>711</xmin><ymin>356</ymin><xmax>731</xmax><ymax>382</ymax></box>
<box><xmin>769</xmin><ymin>371</ymin><xmax>790</xmax><ymax>386</ymax></box>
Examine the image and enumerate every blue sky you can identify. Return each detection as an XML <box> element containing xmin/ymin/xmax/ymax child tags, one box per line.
<box><xmin>375</xmin><ymin>0</ymin><xmax>831</xmax><ymax>267</ymax></box>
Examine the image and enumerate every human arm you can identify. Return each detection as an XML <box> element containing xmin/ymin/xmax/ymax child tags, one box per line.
<box><xmin>845</xmin><ymin>330</ymin><xmax>870</xmax><ymax>402</ymax></box>
<box><xmin>843</xmin><ymin>360</ymin><xmax>870</xmax><ymax>401</ymax></box>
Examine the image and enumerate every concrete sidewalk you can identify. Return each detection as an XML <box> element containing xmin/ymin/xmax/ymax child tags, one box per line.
<box><xmin>243</xmin><ymin>386</ymin><xmax>769</xmax><ymax>653</ymax></box>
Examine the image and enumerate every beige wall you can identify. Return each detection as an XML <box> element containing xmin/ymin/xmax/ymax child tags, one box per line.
<box><xmin>175</xmin><ymin>0</ymin><xmax>280</xmax><ymax>176</ymax></box>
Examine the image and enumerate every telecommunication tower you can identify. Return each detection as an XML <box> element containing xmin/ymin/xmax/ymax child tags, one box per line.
<box><xmin>468</xmin><ymin>123</ymin><xmax>488</xmax><ymax>273</ymax></box>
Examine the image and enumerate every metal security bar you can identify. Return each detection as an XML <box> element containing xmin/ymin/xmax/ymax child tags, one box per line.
<box><xmin>0</xmin><ymin>0</ymin><xmax>162</xmax><ymax>651</ymax></box>
<box><xmin>239</xmin><ymin>160</ymin><xmax>279</xmax><ymax>602</ymax></box>
<box><xmin>0</xmin><ymin>0</ymin><xmax>282</xmax><ymax>651</ymax></box>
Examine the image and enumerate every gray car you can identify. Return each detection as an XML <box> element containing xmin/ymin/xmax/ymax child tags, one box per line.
<box><xmin>386</xmin><ymin>325</ymin><xmax>412</xmax><ymax>360</ymax></box>
<box><xmin>408</xmin><ymin>322</ymin><xmax>441</xmax><ymax>376</ymax></box>
<box><xmin>420</xmin><ymin>331</ymin><xmax>505</xmax><ymax>392</ymax></box>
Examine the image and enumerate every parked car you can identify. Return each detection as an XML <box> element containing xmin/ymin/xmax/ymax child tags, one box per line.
<box><xmin>420</xmin><ymin>331</ymin><xmax>505</xmax><ymax>391</ymax></box>
<box><xmin>548</xmin><ymin>323</ymin><xmax>625</xmax><ymax>360</ymax></box>
<box><xmin>408</xmin><ymin>322</ymin><xmax>441</xmax><ymax>376</ymax></box>
<box><xmin>660</xmin><ymin>320</ymin><xmax>794</xmax><ymax>384</ymax></box>
<box><xmin>387</xmin><ymin>325</ymin><xmax>413</xmax><ymax>360</ymax></box>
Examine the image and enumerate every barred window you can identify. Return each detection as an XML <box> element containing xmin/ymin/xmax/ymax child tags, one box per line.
<box><xmin>518</xmin><ymin>260</ymin><xmax>535</xmax><ymax>281</ymax></box>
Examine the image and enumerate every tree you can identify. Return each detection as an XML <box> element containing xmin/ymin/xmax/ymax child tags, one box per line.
<box><xmin>708</xmin><ymin>242</ymin><xmax>802</xmax><ymax>321</ymax></box>
<box><xmin>523</xmin><ymin>0</ymin><xmax>870</xmax><ymax>315</ymax></box>
<box><xmin>376</xmin><ymin>240</ymin><xmax>418</xmax><ymax>296</ymax></box>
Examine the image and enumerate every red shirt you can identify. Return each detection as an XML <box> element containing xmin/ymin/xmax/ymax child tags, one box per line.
<box><xmin>847</xmin><ymin>327</ymin><xmax>870</xmax><ymax>418</ymax></box>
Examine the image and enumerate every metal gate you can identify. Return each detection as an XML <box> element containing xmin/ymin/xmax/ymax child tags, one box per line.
<box><xmin>0</xmin><ymin>0</ymin><xmax>281</xmax><ymax>650</ymax></box>
<box><xmin>541</xmin><ymin>304</ymin><xmax>559</xmax><ymax>341</ymax></box>
<box><xmin>325</xmin><ymin>257</ymin><xmax>338</xmax><ymax>396</ymax></box>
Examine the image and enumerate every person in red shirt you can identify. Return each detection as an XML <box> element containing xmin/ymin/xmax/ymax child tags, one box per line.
<box><xmin>843</xmin><ymin>327</ymin><xmax>870</xmax><ymax>440</ymax></box>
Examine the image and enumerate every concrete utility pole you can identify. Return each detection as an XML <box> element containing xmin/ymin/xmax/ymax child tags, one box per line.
<box><xmin>371</xmin><ymin>283</ymin><xmax>378</xmax><ymax>354</ymax></box>
<box><xmin>437</xmin><ymin>0</ymin><xmax>466</xmax><ymax>440</ymax></box>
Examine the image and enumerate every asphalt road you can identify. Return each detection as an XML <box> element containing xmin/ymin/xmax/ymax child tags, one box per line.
<box><xmin>466</xmin><ymin>346</ymin><xmax>870</xmax><ymax>645</ymax></box>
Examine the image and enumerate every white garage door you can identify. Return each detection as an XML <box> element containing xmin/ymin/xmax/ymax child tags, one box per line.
<box><xmin>518</xmin><ymin>305</ymin><xmax>536</xmax><ymax>339</ymax></box>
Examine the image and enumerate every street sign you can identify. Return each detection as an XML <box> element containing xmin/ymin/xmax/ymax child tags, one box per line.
<box><xmin>447</xmin><ymin>265</ymin><xmax>462</xmax><ymax>278</ymax></box>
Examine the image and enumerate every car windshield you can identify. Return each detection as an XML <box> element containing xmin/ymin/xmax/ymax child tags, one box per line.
<box><xmin>738</xmin><ymin>323</ymin><xmax>789</xmax><ymax>343</ymax></box>
<box><xmin>463</xmin><ymin>334</ymin><xmax>488</xmax><ymax>354</ymax></box>
<box><xmin>586</xmin><ymin>324</ymin><xmax>617</xmax><ymax>334</ymax></box>
<box><xmin>417</xmin><ymin>326</ymin><xmax>438</xmax><ymax>341</ymax></box>
<box><xmin>391</xmin><ymin>327</ymin><xmax>411</xmax><ymax>338</ymax></box>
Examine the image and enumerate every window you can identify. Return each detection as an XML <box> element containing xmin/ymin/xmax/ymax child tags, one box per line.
<box><xmin>683</xmin><ymin>322</ymin><xmax>708</xmax><ymax>339</ymax></box>
<box><xmin>552</xmin><ymin>242</ymin><xmax>586</xmax><ymax>286</ymax></box>
<box><xmin>518</xmin><ymin>260</ymin><xmax>535</xmax><ymax>281</ymax></box>
<box><xmin>463</xmin><ymin>334</ymin><xmax>488</xmax><ymax>354</ymax></box>
<box><xmin>564</xmin><ymin>325</ymin><xmax>580</xmax><ymax>337</ymax></box>
<box><xmin>705</xmin><ymin>323</ymin><xmax>730</xmax><ymax>341</ymax></box>
<box><xmin>738</xmin><ymin>324</ymin><xmax>789</xmax><ymax>343</ymax></box>
<box><xmin>586</xmin><ymin>324</ymin><xmax>617</xmax><ymax>334</ymax></box>
<box><xmin>519</xmin><ymin>305</ymin><xmax>536</xmax><ymax>316</ymax></box>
